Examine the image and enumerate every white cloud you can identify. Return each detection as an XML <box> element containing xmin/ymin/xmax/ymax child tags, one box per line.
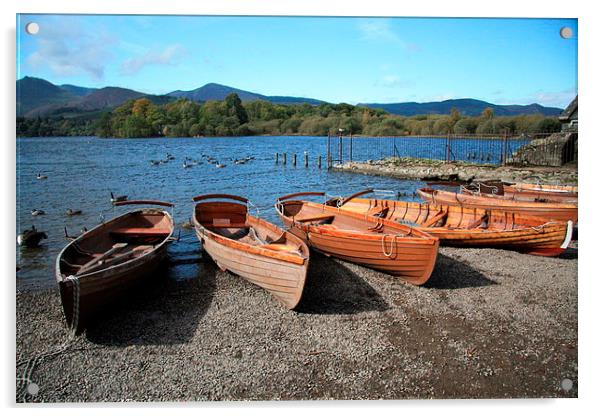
<box><xmin>357</xmin><ymin>19</ymin><xmax>420</xmax><ymax>52</ymax></box>
<box><xmin>26</xmin><ymin>19</ymin><xmax>115</xmax><ymax>80</ymax></box>
<box><xmin>528</xmin><ymin>89</ymin><xmax>577</xmax><ymax>108</ymax></box>
<box><xmin>120</xmin><ymin>44</ymin><xmax>186</xmax><ymax>75</ymax></box>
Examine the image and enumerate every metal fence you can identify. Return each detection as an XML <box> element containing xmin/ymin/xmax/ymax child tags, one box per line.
<box><xmin>326</xmin><ymin>132</ymin><xmax>577</xmax><ymax>167</ymax></box>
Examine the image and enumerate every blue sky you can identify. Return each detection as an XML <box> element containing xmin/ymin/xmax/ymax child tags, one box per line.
<box><xmin>17</xmin><ymin>15</ymin><xmax>578</xmax><ymax>108</ymax></box>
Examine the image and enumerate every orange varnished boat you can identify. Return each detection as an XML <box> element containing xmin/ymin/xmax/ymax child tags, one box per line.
<box><xmin>192</xmin><ymin>194</ymin><xmax>309</xmax><ymax>309</ymax></box>
<box><xmin>463</xmin><ymin>181</ymin><xmax>578</xmax><ymax>203</ymax></box>
<box><xmin>332</xmin><ymin>190</ymin><xmax>573</xmax><ymax>257</ymax></box>
<box><xmin>275</xmin><ymin>192</ymin><xmax>439</xmax><ymax>285</ymax></box>
<box><xmin>509</xmin><ymin>182</ymin><xmax>577</xmax><ymax>195</ymax></box>
<box><xmin>418</xmin><ymin>187</ymin><xmax>578</xmax><ymax>223</ymax></box>
<box><xmin>56</xmin><ymin>200</ymin><xmax>175</xmax><ymax>334</ymax></box>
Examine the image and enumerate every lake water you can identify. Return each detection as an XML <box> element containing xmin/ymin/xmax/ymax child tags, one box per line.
<box><xmin>16</xmin><ymin>136</ymin><xmax>427</xmax><ymax>292</ymax></box>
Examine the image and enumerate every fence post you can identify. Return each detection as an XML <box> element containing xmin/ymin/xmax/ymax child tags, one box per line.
<box><xmin>304</xmin><ymin>151</ymin><xmax>308</xmax><ymax>167</ymax></box>
<box><xmin>339</xmin><ymin>133</ymin><xmax>343</xmax><ymax>164</ymax></box>
<box><xmin>502</xmin><ymin>130</ymin><xmax>508</xmax><ymax>165</ymax></box>
<box><xmin>446</xmin><ymin>133</ymin><xmax>451</xmax><ymax>163</ymax></box>
<box><xmin>283</xmin><ymin>153</ymin><xmax>287</xmax><ymax>165</ymax></box>
<box><xmin>275</xmin><ymin>153</ymin><xmax>279</xmax><ymax>164</ymax></box>
<box><xmin>349</xmin><ymin>133</ymin><xmax>353</xmax><ymax>162</ymax></box>
<box><xmin>327</xmin><ymin>133</ymin><xmax>331</xmax><ymax>166</ymax></box>
<box><xmin>318</xmin><ymin>155</ymin><xmax>322</xmax><ymax>169</ymax></box>
<box><xmin>292</xmin><ymin>153</ymin><xmax>297</xmax><ymax>166</ymax></box>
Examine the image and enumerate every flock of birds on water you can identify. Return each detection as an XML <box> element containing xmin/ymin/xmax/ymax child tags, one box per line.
<box><xmin>18</xmin><ymin>152</ymin><xmax>257</xmax><ymax>248</ymax></box>
<box><xmin>149</xmin><ymin>153</ymin><xmax>255</xmax><ymax>169</ymax></box>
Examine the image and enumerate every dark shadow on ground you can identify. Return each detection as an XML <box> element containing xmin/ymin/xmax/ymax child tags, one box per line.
<box><xmin>558</xmin><ymin>246</ymin><xmax>578</xmax><ymax>260</ymax></box>
<box><xmin>296</xmin><ymin>251</ymin><xmax>390</xmax><ymax>314</ymax></box>
<box><xmin>424</xmin><ymin>253</ymin><xmax>499</xmax><ymax>290</ymax></box>
<box><xmin>85</xmin><ymin>257</ymin><xmax>216</xmax><ymax>346</ymax></box>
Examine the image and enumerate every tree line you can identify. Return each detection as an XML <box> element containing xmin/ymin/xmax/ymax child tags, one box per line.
<box><xmin>17</xmin><ymin>93</ymin><xmax>562</xmax><ymax>138</ymax></box>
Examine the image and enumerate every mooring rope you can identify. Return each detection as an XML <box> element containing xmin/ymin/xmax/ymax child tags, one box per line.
<box><xmin>16</xmin><ymin>275</ymin><xmax>81</xmax><ymax>402</ymax></box>
<box><xmin>381</xmin><ymin>234</ymin><xmax>397</xmax><ymax>258</ymax></box>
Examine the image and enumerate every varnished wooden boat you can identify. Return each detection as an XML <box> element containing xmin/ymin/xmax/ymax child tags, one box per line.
<box><xmin>56</xmin><ymin>200</ymin><xmax>175</xmax><ymax>334</ymax></box>
<box><xmin>275</xmin><ymin>192</ymin><xmax>439</xmax><ymax>285</ymax></box>
<box><xmin>462</xmin><ymin>181</ymin><xmax>578</xmax><ymax>203</ymax></box>
<box><xmin>331</xmin><ymin>189</ymin><xmax>573</xmax><ymax>257</ymax></box>
<box><xmin>509</xmin><ymin>182</ymin><xmax>577</xmax><ymax>195</ymax></box>
<box><xmin>418</xmin><ymin>187</ymin><xmax>578</xmax><ymax>224</ymax></box>
<box><xmin>192</xmin><ymin>194</ymin><xmax>309</xmax><ymax>309</ymax></box>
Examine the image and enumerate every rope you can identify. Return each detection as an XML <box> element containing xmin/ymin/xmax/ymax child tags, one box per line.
<box><xmin>16</xmin><ymin>276</ymin><xmax>81</xmax><ymax>402</ymax></box>
<box><xmin>381</xmin><ymin>234</ymin><xmax>397</xmax><ymax>258</ymax></box>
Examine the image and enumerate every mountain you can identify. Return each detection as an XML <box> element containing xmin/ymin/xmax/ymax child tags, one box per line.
<box><xmin>18</xmin><ymin>77</ymin><xmax>174</xmax><ymax>118</ymax></box>
<box><xmin>17</xmin><ymin>77</ymin><xmax>76</xmax><ymax>116</ymax></box>
<box><xmin>168</xmin><ymin>83</ymin><xmax>324</xmax><ymax>105</ymax></box>
<box><xmin>359</xmin><ymin>98</ymin><xmax>562</xmax><ymax>117</ymax></box>
<box><xmin>59</xmin><ymin>84</ymin><xmax>98</xmax><ymax>97</ymax></box>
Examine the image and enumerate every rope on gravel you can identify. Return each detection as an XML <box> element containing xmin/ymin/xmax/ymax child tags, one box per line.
<box><xmin>16</xmin><ymin>275</ymin><xmax>81</xmax><ymax>402</ymax></box>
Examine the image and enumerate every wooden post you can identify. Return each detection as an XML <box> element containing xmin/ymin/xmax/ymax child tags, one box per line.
<box><xmin>327</xmin><ymin>133</ymin><xmax>331</xmax><ymax>167</ymax></box>
<box><xmin>283</xmin><ymin>153</ymin><xmax>287</xmax><ymax>165</ymax></box>
<box><xmin>292</xmin><ymin>153</ymin><xmax>297</xmax><ymax>166</ymax></box>
<box><xmin>318</xmin><ymin>155</ymin><xmax>322</xmax><ymax>169</ymax></box>
<box><xmin>349</xmin><ymin>133</ymin><xmax>353</xmax><ymax>162</ymax></box>
<box><xmin>339</xmin><ymin>133</ymin><xmax>343</xmax><ymax>163</ymax></box>
<box><xmin>275</xmin><ymin>153</ymin><xmax>279</xmax><ymax>164</ymax></box>
<box><xmin>502</xmin><ymin>130</ymin><xmax>508</xmax><ymax>165</ymax></box>
<box><xmin>446</xmin><ymin>133</ymin><xmax>451</xmax><ymax>163</ymax></box>
<box><xmin>327</xmin><ymin>155</ymin><xmax>332</xmax><ymax>170</ymax></box>
<box><xmin>304</xmin><ymin>151</ymin><xmax>308</xmax><ymax>167</ymax></box>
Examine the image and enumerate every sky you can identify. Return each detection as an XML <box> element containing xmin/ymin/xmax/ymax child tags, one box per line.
<box><xmin>16</xmin><ymin>14</ymin><xmax>578</xmax><ymax>108</ymax></box>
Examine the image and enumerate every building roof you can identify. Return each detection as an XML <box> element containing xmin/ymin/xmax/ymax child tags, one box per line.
<box><xmin>559</xmin><ymin>95</ymin><xmax>577</xmax><ymax>121</ymax></box>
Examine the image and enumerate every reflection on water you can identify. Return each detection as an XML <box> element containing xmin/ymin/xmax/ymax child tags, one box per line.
<box><xmin>16</xmin><ymin>136</ymin><xmax>424</xmax><ymax>291</ymax></box>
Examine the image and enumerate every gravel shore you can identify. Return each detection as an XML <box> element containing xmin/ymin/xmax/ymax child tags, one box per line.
<box><xmin>16</xmin><ymin>243</ymin><xmax>577</xmax><ymax>402</ymax></box>
<box><xmin>333</xmin><ymin>159</ymin><xmax>578</xmax><ymax>185</ymax></box>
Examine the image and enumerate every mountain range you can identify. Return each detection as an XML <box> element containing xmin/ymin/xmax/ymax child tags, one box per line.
<box><xmin>16</xmin><ymin>76</ymin><xmax>563</xmax><ymax>119</ymax></box>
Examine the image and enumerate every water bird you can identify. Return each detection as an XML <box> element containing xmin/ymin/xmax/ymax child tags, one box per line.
<box><xmin>17</xmin><ymin>225</ymin><xmax>47</xmax><ymax>247</ymax></box>
<box><xmin>166</xmin><ymin>153</ymin><xmax>175</xmax><ymax>161</ymax></box>
<box><xmin>215</xmin><ymin>163</ymin><xmax>226</xmax><ymax>168</ymax></box>
<box><xmin>180</xmin><ymin>221</ymin><xmax>194</xmax><ymax>230</ymax></box>
<box><xmin>110</xmin><ymin>192</ymin><xmax>128</xmax><ymax>204</ymax></box>
<box><xmin>183</xmin><ymin>161</ymin><xmax>193</xmax><ymax>168</ymax></box>
<box><xmin>150</xmin><ymin>160</ymin><xmax>161</xmax><ymax>166</ymax></box>
<box><xmin>31</xmin><ymin>209</ymin><xmax>45</xmax><ymax>216</ymax></box>
<box><xmin>66</xmin><ymin>208</ymin><xmax>82</xmax><ymax>216</ymax></box>
<box><xmin>36</xmin><ymin>172</ymin><xmax>48</xmax><ymax>180</ymax></box>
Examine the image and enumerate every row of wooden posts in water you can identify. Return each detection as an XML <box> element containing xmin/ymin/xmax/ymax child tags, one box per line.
<box><xmin>274</xmin><ymin>152</ymin><xmax>333</xmax><ymax>169</ymax></box>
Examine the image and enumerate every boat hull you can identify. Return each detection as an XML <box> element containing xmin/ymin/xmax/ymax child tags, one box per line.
<box><xmin>418</xmin><ymin>188</ymin><xmax>578</xmax><ymax>223</ymax></box>
<box><xmin>339</xmin><ymin>198</ymin><xmax>572</xmax><ymax>256</ymax></box>
<box><xmin>276</xmin><ymin>200</ymin><xmax>439</xmax><ymax>286</ymax></box>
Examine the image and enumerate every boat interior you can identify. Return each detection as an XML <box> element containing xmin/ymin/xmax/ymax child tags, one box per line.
<box><xmin>279</xmin><ymin>199</ymin><xmax>428</xmax><ymax>238</ymax></box>
<box><xmin>341</xmin><ymin>199</ymin><xmax>555</xmax><ymax>231</ymax></box>
<box><xmin>195</xmin><ymin>201</ymin><xmax>307</xmax><ymax>256</ymax></box>
<box><xmin>59</xmin><ymin>210</ymin><xmax>172</xmax><ymax>277</ymax></box>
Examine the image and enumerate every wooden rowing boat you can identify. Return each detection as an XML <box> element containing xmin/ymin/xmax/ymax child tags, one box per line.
<box><xmin>418</xmin><ymin>187</ymin><xmax>578</xmax><ymax>223</ymax></box>
<box><xmin>275</xmin><ymin>192</ymin><xmax>439</xmax><ymax>285</ymax></box>
<box><xmin>192</xmin><ymin>194</ymin><xmax>309</xmax><ymax>309</ymax></box>
<box><xmin>462</xmin><ymin>181</ymin><xmax>578</xmax><ymax>203</ymax></box>
<box><xmin>509</xmin><ymin>182</ymin><xmax>577</xmax><ymax>194</ymax></box>
<box><xmin>55</xmin><ymin>200</ymin><xmax>175</xmax><ymax>334</ymax></box>
<box><xmin>331</xmin><ymin>189</ymin><xmax>573</xmax><ymax>257</ymax></box>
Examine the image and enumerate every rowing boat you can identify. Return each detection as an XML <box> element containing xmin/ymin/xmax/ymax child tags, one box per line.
<box><xmin>55</xmin><ymin>200</ymin><xmax>175</xmax><ymax>334</ymax></box>
<box><xmin>418</xmin><ymin>187</ymin><xmax>578</xmax><ymax>223</ymax></box>
<box><xmin>331</xmin><ymin>189</ymin><xmax>573</xmax><ymax>257</ymax></box>
<box><xmin>275</xmin><ymin>192</ymin><xmax>439</xmax><ymax>286</ymax></box>
<box><xmin>192</xmin><ymin>194</ymin><xmax>309</xmax><ymax>309</ymax></box>
<box><xmin>462</xmin><ymin>181</ymin><xmax>578</xmax><ymax>203</ymax></box>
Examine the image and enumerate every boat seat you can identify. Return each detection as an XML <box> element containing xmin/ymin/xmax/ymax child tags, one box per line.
<box><xmin>109</xmin><ymin>227</ymin><xmax>171</xmax><ymax>238</ymax></box>
<box><xmin>294</xmin><ymin>214</ymin><xmax>335</xmax><ymax>223</ymax></box>
<box><xmin>203</xmin><ymin>222</ymin><xmax>248</xmax><ymax>229</ymax></box>
<box><xmin>262</xmin><ymin>243</ymin><xmax>299</xmax><ymax>253</ymax></box>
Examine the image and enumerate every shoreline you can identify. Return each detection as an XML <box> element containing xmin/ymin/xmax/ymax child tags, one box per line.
<box><xmin>332</xmin><ymin>159</ymin><xmax>578</xmax><ymax>185</ymax></box>
<box><xmin>16</xmin><ymin>245</ymin><xmax>577</xmax><ymax>402</ymax></box>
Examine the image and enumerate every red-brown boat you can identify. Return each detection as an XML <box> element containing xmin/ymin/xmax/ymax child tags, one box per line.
<box><xmin>418</xmin><ymin>187</ymin><xmax>578</xmax><ymax>223</ymax></box>
<box><xmin>332</xmin><ymin>189</ymin><xmax>573</xmax><ymax>257</ymax></box>
<box><xmin>56</xmin><ymin>200</ymin><xmax>175</xmax><ymax>334</ymax></box>
<box><xmin>462</xmin><ymin>181</ymin><xmax>578</xmax><ymax>203</ymax></box>
<box><xmin>275</xmin><ymin>192</ymin><xmax>439</xmax><ymax>285</ymax></box>
<box><xmin>192</xmin><ymin>194</ymin><xmax>310</xmax><ymax>309</ymax></box>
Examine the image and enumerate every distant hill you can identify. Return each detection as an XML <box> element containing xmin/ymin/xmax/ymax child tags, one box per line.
<box><xmin>18</xmin><ymin>78</ymin><xmax>174</xmax><ymax>118</ymax></box>
<box><xmin>59</xmin><ymin>84</ymin><xmax>98</xmax><ymax>97</ymax></box>
<box><xmin>17</xmin><ymin>77</ymin><xmax>76</xmax><ymax>116</ymax></box>
<box><xmin>359</xmin><ymin>98</ymin><xmax>562</xmax><ymax>117</ymax></box>
<box><xmin>168</xmin><ymin>82</ymin><xmax>324</xmax><ymax>105</ymax></box>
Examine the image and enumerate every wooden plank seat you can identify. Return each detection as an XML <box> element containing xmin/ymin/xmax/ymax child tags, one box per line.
<box><xmin>202</xmin><ymin>222</ymin><xmax>249</xmax><ymax>229</ymax></box>
<box><xmin>294</xmin><ymin>214</ymin><xmax>335</xmax><ymax>223</ymax></box>
<box><xmin>109</xmin><ymin>227</ymin><xmax>172</xmax><ymax>238</ymax></box>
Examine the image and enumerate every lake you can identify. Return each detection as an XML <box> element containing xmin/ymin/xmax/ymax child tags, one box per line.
<box><xmin>16</xmin><ymin>136</ymin><xmax>427</xmax><ymax>292</ymax></box>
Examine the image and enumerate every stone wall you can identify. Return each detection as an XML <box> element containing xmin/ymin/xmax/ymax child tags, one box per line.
<box><xmin>508</xmin><ymin>132</ymin><xmax>577</xmax><ymax>167</ymax></box>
